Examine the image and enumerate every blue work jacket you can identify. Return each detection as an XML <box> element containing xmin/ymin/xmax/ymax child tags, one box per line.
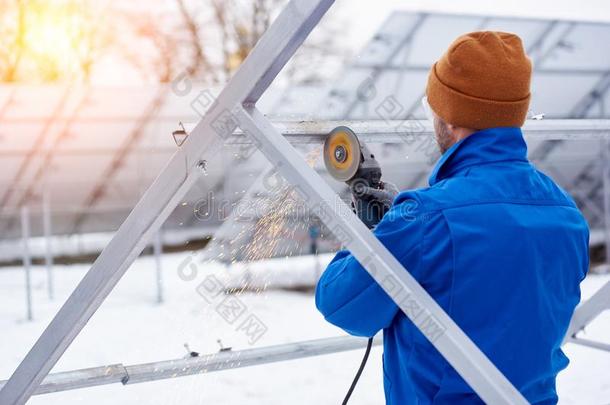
<box><xmin>316</xmin><ymin>127</ymin><xmax>589</xmax><ymax>404</ymax></box>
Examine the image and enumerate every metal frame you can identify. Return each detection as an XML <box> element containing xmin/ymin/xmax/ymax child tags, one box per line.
<box><xmin>3</xmin><ymin>1</ymin><xmax>575</xmax><ymax>403</ymax></box>
<box><xmin>3</xmin><ymin>276</ymin><xmax>608</xmax><ymax>397</ymax></box>
<box><xmin>226</xmin><ymin>119</ymin><xmax>610</xmax><ymax>143</ymax></box>
<box><xmin>0</xmin><ymin>336</ymin><xmax>382</xmax><ymax>395</ymax></box>
<box><xmin>2</xmin><ymin>280</ymin><xmax>608</xmax><ymax>397</ymax></box>
<box><xmin>350</xmin><ymin>65</ymin><xmax>610</xmax><ymax>76</ymax></box>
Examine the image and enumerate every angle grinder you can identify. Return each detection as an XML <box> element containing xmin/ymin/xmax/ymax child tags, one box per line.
<box><xmin>323</xmin><ymin>126</ymin><xmax>397</xmax><ymax>229</ymax></box>
<box><xmin>323</xmin><ymin>126</ymin><xmax>397</xmax><ymax>403</ymax></box>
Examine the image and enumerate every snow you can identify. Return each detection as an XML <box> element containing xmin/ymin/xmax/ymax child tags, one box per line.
<box><xmin>0</xmin><ymin>252</ymin><xmax>608</xmax><ymax>404</ymax></box>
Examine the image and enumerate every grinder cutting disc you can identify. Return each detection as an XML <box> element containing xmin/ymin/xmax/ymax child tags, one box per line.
<box><xmin>324</xmin><ymin>126</ymin><xmax>362</xmax><ymax>182</ymax></box>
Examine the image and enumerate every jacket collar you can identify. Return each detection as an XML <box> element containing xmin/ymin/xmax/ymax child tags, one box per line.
<box><xmin>428</xmin><ymin>127</ymin><xmax>528</xmax><ymax>186</ymax></box>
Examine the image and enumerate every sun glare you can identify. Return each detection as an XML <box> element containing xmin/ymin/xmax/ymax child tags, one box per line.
<box><xmin>25</xmin><ymin>9</ymin><xmax>72</xmax><ymax>56</ymax></box>
<box><xmin>19</xmin><ymin>2</ymin><xmax>90</xmax><ymax>80</ymax></box>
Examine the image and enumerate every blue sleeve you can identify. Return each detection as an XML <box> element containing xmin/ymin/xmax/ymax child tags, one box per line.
<box><xmin>315</xmin><ymin>195</ymin><xmax>424</xmax><ymax>337</ymax></box>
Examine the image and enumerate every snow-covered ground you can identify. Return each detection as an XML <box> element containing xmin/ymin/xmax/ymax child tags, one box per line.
<box><xmin>0</xmin><ymin>252</ymin><xmax>608</xmax><ymax>404</ymax></box>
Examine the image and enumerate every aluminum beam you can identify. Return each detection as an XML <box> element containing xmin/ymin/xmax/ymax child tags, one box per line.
<box><xmin>0</xmin><ymin>336</ymin><xmax>381</xmax><ymax>395</ymax></box>
<box><xmin>570</xmin><ymin>337</ymin><xmax>610</xmax><ymax>352</ymax></box>
<box><xmin>4</xmin><ymin>118</ymin><xmax>598</xmax><ymax>151</ymax></box>
<box><xmin>0</xmin><ymin>118</ymin><xmax>607</xmax><ymax>157</ymax></box>
<box><xmin>350</xmin><ymin>64</ymin><xmax>610</xmax><ymax>76</ymax></box>
<box><xmin>219</xmin><ymin>119</ymin><xmax>610</xmax><ymax>144</ymax></box>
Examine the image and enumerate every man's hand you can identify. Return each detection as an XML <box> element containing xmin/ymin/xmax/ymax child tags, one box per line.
<box><xmin>349</xmin><ymin>180</ymin><xmax>399</xmax><ymax>229</ymax></box>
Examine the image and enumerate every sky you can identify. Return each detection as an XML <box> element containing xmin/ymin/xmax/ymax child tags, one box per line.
<box><xmin>335</xmin><ymin>0</ymin><xmax>610</xmax><ymax>54</ymax></box>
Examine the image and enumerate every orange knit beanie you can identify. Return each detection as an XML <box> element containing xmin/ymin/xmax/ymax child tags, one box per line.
<box><xmin>426</xmin><ymin>31</ymin><xmax>532</xmax><ymax>129</ymax></box>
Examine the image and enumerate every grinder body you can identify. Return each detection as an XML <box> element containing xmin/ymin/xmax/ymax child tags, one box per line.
<box><xmin>324</xmin><ymin>126</ymin><xmax>396</xmax><ymax>229</ymax></box>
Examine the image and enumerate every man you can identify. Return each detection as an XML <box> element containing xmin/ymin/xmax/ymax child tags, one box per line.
<box><xmin>315</xmin><ymin>31</ymin><xmax>589</xmax><ymax>404</ymax></box>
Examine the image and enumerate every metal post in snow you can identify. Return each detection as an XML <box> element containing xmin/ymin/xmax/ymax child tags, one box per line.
<box><xmin>43</xmin><ymin>189</ymin><xmax>54</xmax><ymax>300</ymax></box>
<box><xmin>153</xmin><ymin>231</ymin><xmax>163</xmax><ymax>304</ymax></box>
<box><xmin>21</xmin><ymin>206</ymin><xmax>33</xmax><ymax>321</ymax></box>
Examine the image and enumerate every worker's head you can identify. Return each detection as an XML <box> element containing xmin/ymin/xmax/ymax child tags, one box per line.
<box><xmin>425</xmin><ymin>31</ymin><xmax>532</xmax><ymax>153</ymax></box>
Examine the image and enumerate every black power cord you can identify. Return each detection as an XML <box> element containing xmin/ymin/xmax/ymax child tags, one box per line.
<box><xmin>342</xmin><ymin>337</ymin><xmax>374</xmax><ymax>405</ymax></box>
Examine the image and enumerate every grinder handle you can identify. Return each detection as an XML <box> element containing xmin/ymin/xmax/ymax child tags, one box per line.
<box><xmin>349</xmin><ymin>181</ymin><xmax>399</xmax><ymax>229</ymax></box>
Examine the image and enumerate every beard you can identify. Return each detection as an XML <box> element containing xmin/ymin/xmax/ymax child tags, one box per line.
<box><xmin>433</xmin><ymin>116</ymin><xmax>455</xmax><ymax>154</ymax></box>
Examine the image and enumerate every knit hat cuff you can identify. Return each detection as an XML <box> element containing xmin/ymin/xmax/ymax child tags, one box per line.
<box><xmin>427</xmin><ymin>63</ymin><xmax>531</xmax><ymax>129</ymax></box>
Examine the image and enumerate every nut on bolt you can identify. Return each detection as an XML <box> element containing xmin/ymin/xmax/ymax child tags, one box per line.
<box><xmin>196</xmin><ymin>160</ymin><xmax>207</xmax><ymax>174</ymax></box>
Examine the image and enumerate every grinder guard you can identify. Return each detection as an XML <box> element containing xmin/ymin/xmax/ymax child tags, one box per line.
<box><xmin>324</xmin><ymin>126</ymin><xmax>395</xmax><ymax>229</ymax></box>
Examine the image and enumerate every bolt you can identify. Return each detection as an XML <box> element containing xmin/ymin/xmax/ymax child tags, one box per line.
<box><xmin>334</xmin><ymin>145</ymin><xmax>347</xmax><ymax>163</ymax></box>
<box><xmin>196</xmin><ymin>160</ymin><xmax>208</xmax><ymax>175</ymax></box>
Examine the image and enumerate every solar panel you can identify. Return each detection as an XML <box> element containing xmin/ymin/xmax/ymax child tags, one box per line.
<box><xmin>314</xmin><ymin>13</ymin><xmax>610</xmax><ymax>121</ymax></box>
<box><xmin>0</xmin><ymin>11</ymin><xmax>609</xmax><ymax>239</ymax></box>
